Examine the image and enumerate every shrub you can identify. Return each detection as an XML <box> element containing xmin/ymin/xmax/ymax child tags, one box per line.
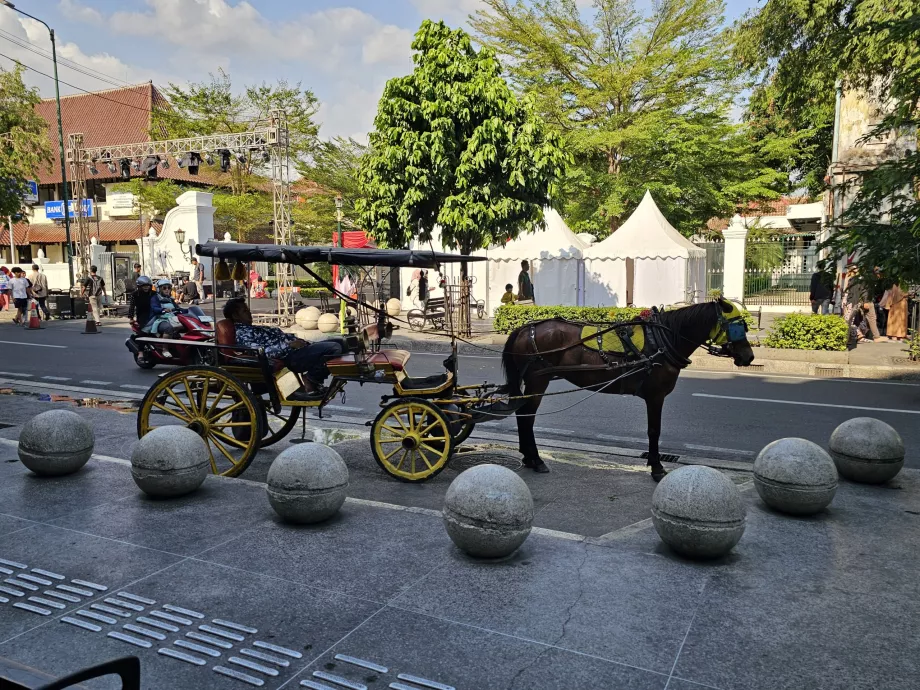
<box><xmin>906</xmin><ymin>329</ymin><xmax>920</xmax><ymax>361</ymax></box>
<box><xmin>493</xmin><ymin>303</ymin><xmax>756</xmax><ymax>334</ymax></box>
<box><xmin>763</xmin><ymin>313</ymin><xmax>849</xmax><ymax>351</ymax></box>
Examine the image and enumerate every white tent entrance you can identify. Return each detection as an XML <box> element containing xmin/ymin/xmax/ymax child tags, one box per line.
<box><xmin>582</xmin><ymin>191</ymin><xmax>706</xmax><ymax>307</ymax></box>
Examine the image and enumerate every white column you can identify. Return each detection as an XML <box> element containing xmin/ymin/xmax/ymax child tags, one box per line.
<box><xmin>722</xmin><ymin>215</ymin><xmax>749</xmax><ymax>303</ymax></box>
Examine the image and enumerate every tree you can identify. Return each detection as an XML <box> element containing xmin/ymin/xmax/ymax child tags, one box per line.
<box><xmin>0</xmin><ymin>65</ymin><xmax>51</xmax><ymax>217</ymax></box>
<box><xmin>212</xmin><ymin>191</ymin><xmax>272</xmax><ymax>244</ymax></box>
<box><xmin>357</xmin><ymin>20</ymin><xmax>568</xmax><ymax>258</ymax></box>
<box><xmin>295</xmin><ymin>137</ymin><xmax>368</xmax><ymax>242</ymax></box>
<box><xmin>472</xmin><ymin>0</ymin><xmax>784</xmax><ymax>238</ymax></box>
<box><xmin>109</xmin><ymin>179</ymin><xmax>183</xmax><ymax>220</ymax></box>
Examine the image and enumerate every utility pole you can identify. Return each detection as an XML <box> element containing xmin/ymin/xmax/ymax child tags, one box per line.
<box><xmin>335</xmin><ymin>195</ymin><xmax>346</xmax><ymax>334</ymax></box>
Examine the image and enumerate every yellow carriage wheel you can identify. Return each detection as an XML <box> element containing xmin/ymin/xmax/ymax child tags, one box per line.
<box><xmin>137</xmin><ymin>366</ymin><xmax>263</xmax><ymax>478</ymax></box>
<box><xmin>372</xmin><ymin>398</ymin><xmax>452</xmax><ymax>482</ymax></box>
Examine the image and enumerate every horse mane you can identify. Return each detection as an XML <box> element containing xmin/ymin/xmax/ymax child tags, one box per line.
<box><xmin>658</xmin><ymin>301</ymin><xmax>719</xmax><ymax>345</ymax></box>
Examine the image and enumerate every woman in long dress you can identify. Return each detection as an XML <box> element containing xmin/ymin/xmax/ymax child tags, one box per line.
<box><xmin>880</xmin><ymin>284</ymin><xmax>909</xmax><ymax>340</ymax></box>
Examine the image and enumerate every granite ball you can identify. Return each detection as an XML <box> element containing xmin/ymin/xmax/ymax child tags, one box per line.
<box><xmin>386</xmin><ymin>298</ymin><xmax>402</xmax><ymax>317</ymax></box>
<box><xmin>266</xmin><ymin>444</ymin><xmax>349</xmax><ymax>524</ymax></box>
<box><xmin>754</xmin><ymin>438</ymin><xmax>838</xmax><ymax>515</ymax></box>
<box><xmin>443</xmin><ymin>464</ymin><xmax>534</xmax><ymax>559</ymax></box>
<box><xmin>131</xmin><ymin>426</ymin><xmax>210</xmax><ymax>498</ymax></box>
<box><xmin>317</xmin><ymin>313</ymin><xmax>339</xmax><ymax>333</ymax></box>
<box><xmin>829</xmin><ymin>417</ymin><xmax>905</xmax><ymax>484</ymax></box>
<box><xmin>18</xmin><ymin>409</ymin><xmax>94</xmax><ymax>476</ymax></box>
<box><xmin>295</xmin><ymin>307</ymin><xmax>316</xmax><ymax>328</ymax></box>
<box><xmin>651</xmin><ymin>465</ymin><xmax>745</xmax><ymax>559</ymax></box>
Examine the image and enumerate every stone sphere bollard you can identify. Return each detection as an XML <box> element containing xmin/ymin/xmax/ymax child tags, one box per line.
<box><xmin>130</xmin><ymin>426</ymin><xmax>210</xmax><ymax>498</ymax></box>
<box><xmin>829</xmin><ymin>417</ymin><xmax>905</xmax><ymax>484</ymax></box>
<box><xmin>651</xmin><ymin>466</ymin><xmax>745</xmax><ymax>559</ymax></box>
<box><xmin>317</xmin><ymin>313</ymin><xmax>339</xmax><ymax>333</ymax></box>
<box><xmin>295</xmin><ymin>307</ymin><xmax>316</xmax><ymax>328</ymax></box>
<box><xmin>753</xmin><ymin>438</ymin><xmax>838</xmax><ymax>515</ymax></box>
<box><xmin>18</xmin><ymin>409</ymin><xmax>94</xmax><ymax>476</ymax></box>
<box><xmin>266</xmin><ymin>444</ymin><xmax>349</xmax><ymax>524</ymax></box>
<box><xmin>443</xmin><ymin>464</ymin><xmax>534</xmax><ymax>559</ymax></box>
<box><xmin>386</xmin><ymin>298</ymin><xmax>402</xmax><ymax>317</ymax></box>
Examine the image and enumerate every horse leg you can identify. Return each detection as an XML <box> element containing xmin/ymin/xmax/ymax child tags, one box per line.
<box><xmin>645</xmin><ymin>395</ymin><xmax>667</xmax><ymax>482</ymax></box>
<box><xmin>516</xmin><ymin>376</ymin><xmax>549</xmax><ymax>473</ymax></box>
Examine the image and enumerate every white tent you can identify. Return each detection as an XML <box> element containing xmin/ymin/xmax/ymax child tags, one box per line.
<box><xmin>583</xmin><ymin>191</ymin><xmax>706</xmax><ymax>307</ymax></box>
<box><xmin>484</xmin><ymin>208</ymin><xmax>586</xmax><ymax>311</ymax></box>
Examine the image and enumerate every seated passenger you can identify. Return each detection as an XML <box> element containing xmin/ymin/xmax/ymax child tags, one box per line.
<box><xmin>223</xmin><ymin>297</ymin><xmax>344</xmax><ymax>399</ymax></box>
<box><xmin>146</xmin><ymin>279</ymin><xmax>181</xmax><ymax>337</ymax></box>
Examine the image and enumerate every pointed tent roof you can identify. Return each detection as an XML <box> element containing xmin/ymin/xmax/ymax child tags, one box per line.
<box><xmin>487</xmin><ymin>207</ymin><xmax>586</xmax><ymax>260</ymax></box>
<box><xmin>584</xmin><ymin>191</ymin><xmax>705</xmax><ymax>259</ymax></box>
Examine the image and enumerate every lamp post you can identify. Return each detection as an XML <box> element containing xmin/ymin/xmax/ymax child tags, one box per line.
<box><xmin>335</xmin><ymin>195</ymin><xmax>346</xmax><ymax>334</ymax></box>
<box><xmin>0</xmin><ymin>0</ymin><xmax>75</xmax><ymax>287</ymax></box>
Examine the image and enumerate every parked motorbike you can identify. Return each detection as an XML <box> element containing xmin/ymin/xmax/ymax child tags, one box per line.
<box><xmin>125</xmin><ymin>305</ymin><xmax>215</xmax><ymax>369</ymax></box>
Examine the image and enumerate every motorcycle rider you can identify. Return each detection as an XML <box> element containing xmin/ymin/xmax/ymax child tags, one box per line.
<box><xmin>147</xmin><ymin>279</ymin><xmax>182</xmax><ymax>339</ymax></box>
<box><xmin>127</xmin><ymin>276</ymin><xmax>154</xmax><ymax>330</ymax></box>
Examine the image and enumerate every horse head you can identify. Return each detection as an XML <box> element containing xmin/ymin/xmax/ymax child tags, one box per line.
<box><xmin>710</xmin><ymin>298</ymin><xmax>755</xmax><ymax>367</ymax></box>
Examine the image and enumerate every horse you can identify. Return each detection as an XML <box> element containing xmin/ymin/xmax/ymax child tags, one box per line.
<box><xmin>499</xmin><ymin>298</ymin><xmax>755</xmax><ymax>481</ymax></box>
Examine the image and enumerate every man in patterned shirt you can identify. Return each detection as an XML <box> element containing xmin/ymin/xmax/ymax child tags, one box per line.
<box><xmin>224</xmin><ymin>298</ymin><xmax>344</xmax><ymax>398</ymax></box>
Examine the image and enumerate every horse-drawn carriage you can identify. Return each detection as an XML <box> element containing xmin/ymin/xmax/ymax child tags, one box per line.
<box><xmin>135</xmin><ymin>243</ymin><xmax>502</xmax><ymax>482</ymax></box>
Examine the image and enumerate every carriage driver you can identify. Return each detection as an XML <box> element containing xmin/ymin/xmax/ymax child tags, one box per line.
<box><xmin>223</xmin><ymin>297</ymin><xmax>344</xmax><ymax>399</ymax></box>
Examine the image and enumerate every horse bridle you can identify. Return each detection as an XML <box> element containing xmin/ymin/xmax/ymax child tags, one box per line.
<box><xmin>700</xmin><ymin>302</ymin><xmax>749</xmax><ymax>357</ymax></box>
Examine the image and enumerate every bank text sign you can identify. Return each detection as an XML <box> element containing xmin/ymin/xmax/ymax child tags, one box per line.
<box><xmin>45</xmin><ymin>199</ymin><xmax>94</xmax><ymax>219</ymax></box>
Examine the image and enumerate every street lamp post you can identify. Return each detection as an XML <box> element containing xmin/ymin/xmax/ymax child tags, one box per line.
<box><xmin>1</xmin><ymin>0</ymin><xmax>75</xmax><ymax>287</ymax></box>
<box><xmin>335</xmin><ymin>195</ymin><xmax>345</xmax><ymax>334</ymax></box>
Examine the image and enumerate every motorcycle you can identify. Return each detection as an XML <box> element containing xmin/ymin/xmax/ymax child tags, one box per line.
<box><xmin>125</xmin><ymin>305</ymin><xmax>215</xmax><ymax>369</ymax></box>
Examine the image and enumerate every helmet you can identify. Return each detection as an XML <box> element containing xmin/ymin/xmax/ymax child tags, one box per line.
<box><xmin>136</xmin><ymin>276</ymin><xmax>152</xmax><ymax>287</ymax></box>
<box><xmin>156</xmin><ymin>279</ymin><xmax>172</xmax><ymax>289</ymax></box>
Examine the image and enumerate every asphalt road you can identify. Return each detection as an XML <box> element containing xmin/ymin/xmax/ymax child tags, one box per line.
<box><xmin>2</xmin><ymin>317</ymin><xmax>919</xmax><ymax>467</ymax></box>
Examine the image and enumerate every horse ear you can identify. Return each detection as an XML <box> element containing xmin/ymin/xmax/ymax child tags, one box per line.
<box><xmin>719</xmin><ymin>298</ymin><xmax>733</xmax><ymax>314</ymax></box>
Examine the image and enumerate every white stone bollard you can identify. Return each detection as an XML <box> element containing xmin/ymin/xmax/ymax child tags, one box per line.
<box><xmin>386</xmin><ymin>298</ymin><xmax>402</xmax><ymax>317</ymax></box>
<box><xmin>443</xmin><ymin>464</ymin><xmax>534</xmax><ymax>559</ymax></box>
<box><xmin>651</xmin><ymin>465</ymin><xmax>745</xmax><ymax>559</ymax></box>
<box><xmin>18</xmin><ymin>409</ymin><xmax>94</xmax><ymax>476</ymax></box>
<box><xmin>829</xmin><ymin>417</ymin><xmax>905</xmax><ymax>484</ymax></box>
<box><xmin>131</xmin><ymin>426</ymin><xmax>210</xmax><ymax>498</ymax></box>
<box><xmin>266</xmin><ymin>444</ymin><xmax>349</xmax><ymax>524</ymax></box>
<box><xmin>317</xmin><ymin>313</ymin><xmax>339</xmax><ymax>333</ymax></box>
<box><xmin>754</xmin><ymin>438</ymin><xmax>838</xmax><ymax>515</ymax></box>
<box><xmin>300</xmin><ymin>306</ymin><xmax>321</xmax><ymax>330</ymax></box>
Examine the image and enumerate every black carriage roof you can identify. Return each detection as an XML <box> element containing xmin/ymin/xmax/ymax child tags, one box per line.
<box><xmin>195</xmin><ymin>241</ymin><xmax>486</xmax><ymax>268</ymax></box>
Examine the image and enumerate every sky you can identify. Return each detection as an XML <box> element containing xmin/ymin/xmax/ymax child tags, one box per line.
<box><xmin>0</xmin><ymin>0</ymin><xmax>764</xmax><ymax>142</ymax></box>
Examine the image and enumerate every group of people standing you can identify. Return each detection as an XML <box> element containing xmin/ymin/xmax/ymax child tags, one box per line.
<box><xmin>810</xmin><ymin>266</ymin><xmax>911</xmax><ymax>343</ymax></box>
<box><xmin>0</xmin><ymin>265</ymin><xmax>49</xmax><ymax>325</ymax></box>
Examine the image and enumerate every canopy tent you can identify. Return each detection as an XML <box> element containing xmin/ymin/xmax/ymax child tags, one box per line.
<box><xmin>582</xmin><ymin>191</ymin><xmax>706</xmax><ymax>307</ymax></box>
<box><xmin>484</xmin><ymin>208</ymin><xmax>586</xmax><ymax>311</ymax></box>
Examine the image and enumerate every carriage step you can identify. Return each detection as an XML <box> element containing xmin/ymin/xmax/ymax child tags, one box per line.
<box><xmin>640</xmin><ymin>452</ymin><xmax>681</xmax><ymax>463</ymax></box>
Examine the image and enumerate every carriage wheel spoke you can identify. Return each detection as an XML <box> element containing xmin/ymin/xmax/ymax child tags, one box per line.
<box><xmin>419</xmin><ymin>442</ymin><xmax>443</xmax><ymax>458</ymax></box>
<box><xmin>210</xmin><ymin>428</ymin><xmax>249</xmax><ymax>449</ymax></box>
<box><xmin>393</xmin><ymin>450</ymin><xmax>408</xmax><ymax>472</ymax></box>
<box><xmin>182</xmin><ymin>378</ymin><xmax>197</xmax><ymax>414</ymax></box>
<box><xmin>419</xmin><ymin>419</ymin><xmax>441</xmax><ymax>436</ymax></box>
<box><xmin>209</xmin><ymin>421</ymin><xmax>255</xmax><ymax>428</ymax></box>
<box><xmin>198</xmin><ymin>376</ymin><xmax>210</xmax><ymax>415</ymax></box>
<box><xmin>206</xmin><ymin>445</ymin><xmax>219</xmax><ymax>474</ymax></box>
<box><xmin>209</xmin><ymin>435</ymin><xmax>239</xmax><ymax>466</ymax></box>
<box><xmin>378</xmin><ymin>438</ymin><xmax>403</xmax><ymax>443</ymax></box>
<box><xmin>390</xmin><ymin>414</ymin><xmax>408</xmax><ymax>433</ymax></box>
<box><xmin>382</xmin><ymin>445</ymin><xmax>403</xmax><ymax>461</ymax></box>
<box><xmin>207</xmin><ymin>383</ymin><xmax>229</xmax><ymax>416</ymax></box>
<box><xmin>415</xmin><ymin>447</ymin><xmax>434</xmax><ymax>469</ymax></box>
<box><xmin>209</xmin><ymin>400</ymin><xmax>246</xmax><ymax>420</ymax></box>
<box><xmin>381</xmin><ymin>424</ymin><xmax>404</xmax><ymax>436</ymax></box>
<box><xmin>165</xmin><ymin>388</ymin><xmax>194</xmax><ymax>417</ymax></box>
<box><xmin>151</xmin><ymin>401</ymin><xmax>191</xmax><ymax>423</ymax></box>
<box><xmin>421</xmin><ymin>435</ymin><xmax>447</xmax><ymax>442</ymax></box>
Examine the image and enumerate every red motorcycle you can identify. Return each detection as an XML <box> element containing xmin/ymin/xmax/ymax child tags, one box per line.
<box><xmin>125</xmin><ymin>305</ymin><xmax>215</xmax><ymax>369</ymax></box>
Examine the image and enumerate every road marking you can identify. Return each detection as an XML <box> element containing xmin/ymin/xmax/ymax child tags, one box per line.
<box><xmin>685</xmin><ymin>370</ymin><xmax>920</xmax><ymax>387</ymax></box>
<box><xmin>596</xmin><ymin>433</ymin><xmax>648</xmax><ymax>444</ymax></box>
<box><xmin>0</xmin><ymin>378</ymin><xmax>142</xmax><ymax>400</ymax></box>
<box><xmin>323</xmin><ymin>404</ymin><xmax>364</xmax><ymax>413</ymax></box>
<box><xmin>81</xmin><ymin>380</ymin><xmax>112</xmax><ymax>386</ymax></box>
<box><xmin>412</xmin><ymin>352</ymin><xmax>500</xmax><ymax>359</ymax></box>
<box><xmin>120</xmin><ymin>384</ymin><xmax>151</xmax><ymax>390</ymax></box>
<box><xmin>693</xmin><ymin>393</ymin><xmax>920</xmax><ymax>415</ymax></box>
<box><xmin>0</xmin><ymin>371</ymin><xmax>33</xmax><ymax>377</ymax></box>
<box><xmin>0</xmin><ymin>340</ymin><xmax>67</xmax><ymax>349</ymax></box>
<box><xmin>683</xmin><ymin>443</ymin><xmax>755</xmax><ymax>456</ymax></box>
<box><xmin>533</xmin><ymin>426</ymin><xmax>574</xmax><ymax>436</ymax></box>
<box><xmin>40</xmin><ymin>376</ymin><xmax>70</xmax><ymax>381</ymax></box>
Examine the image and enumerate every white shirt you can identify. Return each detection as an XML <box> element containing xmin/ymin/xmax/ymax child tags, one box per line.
<box><xmin>10</xmin><ymin>277</ymin><xmax>30</xmax><ymax>300</ymax></box>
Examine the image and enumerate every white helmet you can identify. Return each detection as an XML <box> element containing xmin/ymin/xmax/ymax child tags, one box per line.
<box><xmin>156</xmin><ymin>279</ymin><xmax>172</xmax><ymax>289</ymax></box>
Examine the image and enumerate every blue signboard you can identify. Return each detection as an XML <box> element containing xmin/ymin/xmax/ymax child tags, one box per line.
<box><xmin>44</xmin><ymin>199</ymin><xmax>93</xmax><ymax>219</ymax></box>
<box><xmin>24</xmin><ymin>180</ymin><xmax>38</xmax><ymax>204</ymax></box>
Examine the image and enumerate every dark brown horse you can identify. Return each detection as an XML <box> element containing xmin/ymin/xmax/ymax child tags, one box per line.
<box><xmin>500</xmin><ymin>298</ymin><xmax>755</xmax><ymax>481</ymax></box>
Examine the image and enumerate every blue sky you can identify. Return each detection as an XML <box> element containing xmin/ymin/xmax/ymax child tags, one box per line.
<box><xmin>0</xmin><ymin>1</ymin><xmax>764</xmax><ymax>141</ymax></box>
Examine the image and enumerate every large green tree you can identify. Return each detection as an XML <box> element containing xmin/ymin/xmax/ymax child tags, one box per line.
<box><xmin>357</xmin><ymin>20</ymin><xmax>568</xmax><ymax>257</ymax></box>
<box><xmin>472</xmin><ymin>0</ymin><xmax>785</xmax><ymax>238</ymax></box>
<box><xmin>0</xmin><ymin>65</ymin><xmax>51</xmax><ymax>218</ymax></box>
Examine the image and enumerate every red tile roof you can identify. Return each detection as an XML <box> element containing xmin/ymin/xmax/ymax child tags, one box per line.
<box><xmin>0</xmin><ymin>224</ymin><xmax>29</xmax><ymax>246</ymax></box>
<box><xmin>706</xmin><ymin>197</ymin><xmax>812</xmax><ymax>232</ymax></box>
<box><xmin>33</xmin><ymin>83</ymin><xmax>221</xmax><ymax>187</ymax></box>
<box><xmin>4</xmin><ymin>221</ymin><xmax>161</xmax><ymax>244</ymax></box>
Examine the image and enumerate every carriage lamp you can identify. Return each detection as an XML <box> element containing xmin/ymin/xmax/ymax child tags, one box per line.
<box><xmin>214</xmin><ymin>258</ymin><xmax>231</xmax><ymax>281</ymax></box>
<box><xmin>230</xmin><ymin>260</ymin><xmax>248</xmax><ymax>281</ymax></box>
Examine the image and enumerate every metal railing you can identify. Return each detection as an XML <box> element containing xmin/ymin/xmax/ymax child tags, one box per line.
<box><xmin>744</xmin><ymin>234</ymin><xmax>816</xmax><ymax>306</ymax></box>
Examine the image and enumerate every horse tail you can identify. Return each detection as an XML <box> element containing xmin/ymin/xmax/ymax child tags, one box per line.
<box><xmin>501</xmin><ymin>326</ymin><xmax>524</xmax><ymax>396</ymax></box>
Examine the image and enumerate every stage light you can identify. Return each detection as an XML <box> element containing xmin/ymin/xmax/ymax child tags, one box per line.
<box><xmin>131</xmin><ymin>160</ymin><xmax>140</xmax><ymax>172</ymax></box>
<box><xmin>177</xmin><ymin>154</ymin><xmax>187</xmax><ymax>168</ymax></box>
<box><xmin>204</xmin><ymin>152</ymin><xmax>215</xmax><ymax>166</ymax></box>
<box><xmin>140</xmin><ymin>156</ymin><xmax>159</xmax><ymax>180</ymax></box>
<box><xmin>187</xmin><ymin>152</ymin><xmax>201</xmax><ymax>175</ymax></box>
<box><xmin>160</xmin><ymin>158</ymin><xmax>170</xmax><ymax>170</ymax></box>
<box><xmin>119</xmin><ymin>158</ymin><xmax>131</xmax><ymax>180</ymax></box>
<box><xmin>88</xmin><ymin>163</ymin><xmax>98</xmax><ymax>175</ymax></box>
<box><xmin>218</xmin><ymin>149</ymin><xmax>231</xmax><ymax>173</ymax></box>
<box><xmin>106</xmin><ymin>161</ymin><xmax>117</xmax><ymax>174</ymax></box>
<box><xmin>236</xmin><ymin>152</ymin><xmax>247</xmax><ymax>164</ymax></box>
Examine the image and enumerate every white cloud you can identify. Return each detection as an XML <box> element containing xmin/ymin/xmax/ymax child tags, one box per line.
<box><xmin>57</xmin><ymin>0</ymin><xmax>105</xmax><ymax>25</ymax></box>
<box><xmin>408</xmin><ymin>0</ymin><xmax>486</xmax><ymax>24</ymax></box>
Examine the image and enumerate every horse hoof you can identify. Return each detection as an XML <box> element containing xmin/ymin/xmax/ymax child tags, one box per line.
<box><xmin>651</xmin><ymin>469</ymin><xmax>667</xmax><ymax>483</ymax></box>
<box><xmin>525</xmin><ymin>459</ymin><xmax>550</xmax><ymax>474</ymax></box>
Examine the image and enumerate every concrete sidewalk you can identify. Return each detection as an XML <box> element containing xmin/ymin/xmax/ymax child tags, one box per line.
<box><xmin>0</xmin><ymin>405</ymin><xmax>918</xmax><ymax>688</ymax></box>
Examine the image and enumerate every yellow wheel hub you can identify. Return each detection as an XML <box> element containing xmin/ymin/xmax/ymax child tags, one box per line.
<box><xmin>372</xmin><ymin>399</ymin><xmax>452</xmax><ymax>482</ymax></box>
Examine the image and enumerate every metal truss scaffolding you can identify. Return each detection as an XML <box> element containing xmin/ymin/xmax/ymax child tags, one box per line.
<box><xmin>66</xmin><ymin>111</ymin><xmax>295</xmax><ymax>324</ymax></box>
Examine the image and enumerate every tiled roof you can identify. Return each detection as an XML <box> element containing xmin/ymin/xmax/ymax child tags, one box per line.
<box><xmin>33</xmin><ymin>83</ymin><xmax>221</xmax><ymax>187</ymax></box>
<box><xmin>706</xmin><ymin>197</ymin><xmax>812</xmax><ymax>233</ymax></box>
<box><xmin>5</xmin><ymin>221</ymin><xmax>161</xmax><ymax>244</ymax></box>
<box><xmin>0</xmin><ymin>224</ymin><xmax>29</xmax><ymax>246</ymax></box>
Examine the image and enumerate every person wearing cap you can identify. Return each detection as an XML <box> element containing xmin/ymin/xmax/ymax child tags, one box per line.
<box><xmin>128</xmin><ymin>276</ymin><xmax>154</xmax><ymax>330</ymax></box>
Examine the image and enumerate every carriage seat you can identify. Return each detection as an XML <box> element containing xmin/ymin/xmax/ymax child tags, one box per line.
<box><xmin>215</xmin><ymin>319</ymin><xmax>287</xmax><ymax>372</ymax></box>
<box><xmin>324</xmin><ymin>349</ymin><xmax>411</xmax><ymax>372</ymax></box>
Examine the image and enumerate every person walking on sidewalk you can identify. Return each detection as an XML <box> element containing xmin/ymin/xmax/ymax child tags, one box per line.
<box><xmin>880</xmin><ymin>283</ymin><xmax>909</xmax><ymax>341</ymax></box>
<box><xmin>809</xmin><ymin>269</ymin><xmax>832</xmax><ymax>315</ymax></box>
<box><xmin>8</xmin><ymin>267</ymin><xmax>31</xmax><ymax>325</ymax></box>
<box><xmin>518</xmin><ymin>260</ymin><xmax>534</xmax><ymax>305</ymax></box>
<box><xmin>844</xmin><ymin>265</ymin><xmax>886</xmax><ymax>343</ymax></box>
<box><xmin>81</xmin><ymin>265</ymin><xmax>106</xmax><ymax>326</ymax></box>
<box><xmin>28</xmin><ymin>265</ymin><xmax>50</xmax><ymax>320</ymax></box>
<box><xmin>190</xmin><ymin>258</ymin><xmax>205</xmax><ymax>299</ymax></box>
<box><xmin>0</xmin><ymin>266</ymin><xmax>10</xmax><ymax>313</ymax></box>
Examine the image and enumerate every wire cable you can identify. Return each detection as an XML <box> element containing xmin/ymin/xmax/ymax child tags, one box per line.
<box><xmin>0</xmin><ymin>30</ymin><xmax>126</xmax><ymax>87</ymax></box>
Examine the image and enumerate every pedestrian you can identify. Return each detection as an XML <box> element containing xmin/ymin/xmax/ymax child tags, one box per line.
<box><xmin>124</xmin><ymin>262</ymin><xmax>142</xmax><ymax>295</ymax></box>
<box><xmin>879</xmin><ymin>283</ymin><xmax>909</xmax><ymax>341</ymax></box>
<box><xmin>28</xmin><ymin>265</ymin><xmax>50</xmax><ymax>320</ymax></box>
<box><xmin>8</xmin><ymin>267</ymin><xmax>31</xmax><ymax>325</ymax></box>
<box><xmin>517</xmin><ymin>260</ymin><xmax>534</xmax><ymax>305</ymax></box>
<box><xmin>844</xmin><ymin>265</ymin><xmax>886</xmax><ymax>343</ymax></box>
<box><xmin>501</xmin><ymin>283</ymin><xmax>516</xmax><ymax>305</ymax></box>
<box><xmin>80</xmin><ymin>265</ymin><xmax>106</xmax><ymax>326</ymax></box>
<box><xmin>418</xmin><ymin>270</ymin><xmax>429</xmax><ymax>311</ymax></box>
<box><xmin>0</xmin><ymin>266</ymin><xmax>11</xmax><ymax>312</ymax></box>
<box><xmin>809</xmin><ymin>269</ymin><xmax>832</xmax><ymax>315</ymax></box>
<box><xmin>128</xmin><ymin>276</ymin><xmax>154</xmax><ymax>330</ymax></box>
<box><xmin>190</xmin><ymin>258</ymin><xmax>205</xmax><ymax>299</ymax></box>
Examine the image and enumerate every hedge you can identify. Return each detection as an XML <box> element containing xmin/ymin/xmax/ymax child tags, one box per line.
<box><xmin>493</xmin><ymin>303</ymin><xmax>756</xmax><ymax>334</ymax></box>
<box><xmin>763</xmin><ymin>313</ymin><xmax>849</xmax><ymax>351</ymax></box>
